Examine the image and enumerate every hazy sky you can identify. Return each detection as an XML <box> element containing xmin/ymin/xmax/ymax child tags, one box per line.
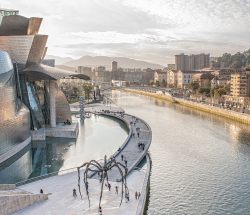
<box><xmin>1</xmin><ymin>0</ymin><xmax>250</xmax><ymax>65</ymax></box>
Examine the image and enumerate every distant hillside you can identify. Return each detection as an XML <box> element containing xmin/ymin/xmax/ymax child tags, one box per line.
<box><xmin>45</xmin><ymin>55</ymin><xmax>74</xmax><ymax>65</ymax></box>
<box><xmin>55</xmin><ymin>65</ymin><xmax>76</xmax><ymax>72</ymax></box>
<box><xmin>47</xmin><ymin>55</ymin><xmax>164</xmax><ymax>69</ymax></box>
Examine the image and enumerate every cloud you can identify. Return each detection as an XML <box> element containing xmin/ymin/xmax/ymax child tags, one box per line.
<box><xmin>1</xmin><ymin>0</ymin><xmax>250</xmax><ymax>65</ymax></box>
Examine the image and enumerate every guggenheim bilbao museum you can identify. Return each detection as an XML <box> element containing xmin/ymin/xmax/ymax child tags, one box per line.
<box><xmin>0</xmin><ymin>13</ymin><xmax>89</xmax><ymax>175</ymax></box>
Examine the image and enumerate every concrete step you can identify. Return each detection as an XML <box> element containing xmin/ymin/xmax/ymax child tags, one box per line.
<box><xmin>0</xmin><ymin>190</ymin><xmax>30</xmax><ymax>196</ymax></box>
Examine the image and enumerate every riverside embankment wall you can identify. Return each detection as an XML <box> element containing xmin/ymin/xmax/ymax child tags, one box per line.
<box><xmin>123</xmin><ymin>88</ymin><xmax>250</xmax><ymax>125</ymax></box>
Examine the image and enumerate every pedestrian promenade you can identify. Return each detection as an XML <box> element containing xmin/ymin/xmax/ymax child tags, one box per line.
<box><xmin>13</xmin><ymin>103</ymin><xmax>152</xmax><ymax>214</ymax></box>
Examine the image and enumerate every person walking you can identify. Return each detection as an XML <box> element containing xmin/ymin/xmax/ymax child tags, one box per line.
<box><xmin>121</xmin><ymin>154</ymin><xmax>124</xmax><ymax>161</ymax></box>
<box><xmin>73</xmin><ymin>189</ymin><xmax>77</xmax><ymax>198</ymax></box>
<box><xmin>108</xmin><ymin>183</ymin><xmax>111</xmax><ymax>191</ymax></box>
<box><xmin>135</xmin><ymin>191</ymin><xmax>138</xmax><ymax>200</ymax></box>
<box><xmin>125</xmin><ymin>160</ymin><xmax>128</xmax><ymax>167</ymax></box>
<box><xmin>138</xmin><ymin>192</ymin><xmax>141</xmax><ymax>199</ymax></box>
<box><xmin>115</xmin><ymin>186</ymin><xmax>118</xmax><ymax>194</ymax></box>
<box><xmin>40</xmin><ymin>189</ymin><xmax>43</xmax><ymax>194</ymax></box>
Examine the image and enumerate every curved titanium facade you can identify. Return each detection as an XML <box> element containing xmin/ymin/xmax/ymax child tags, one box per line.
<box><xmin>0</xmin><ymin>51</ymin><xmax>30</xmax><ymax>166</ymax></box>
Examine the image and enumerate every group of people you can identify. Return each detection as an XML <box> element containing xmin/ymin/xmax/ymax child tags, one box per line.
<box><xmin>63</xmin><ymin>119</ymin><xmax>71</xmax><ymax>125</ymax></box>
<box><xmin>138</xmin><ymin>142</ymin><xmax>145</xmax><ymax>151</ymax></box>
<box><xmin>135</xmin><ymin>191</ymin><xmax>141</xmax><ymax>200</ymax></box>
<box><xmin>121</xmin><ymin>154</ymin><xmax>128</xmax><ymax>167</ymax></box>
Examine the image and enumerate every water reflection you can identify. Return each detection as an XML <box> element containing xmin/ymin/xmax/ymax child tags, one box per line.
<box><xmin>112</xmin><ymin>90</ymin><xmax>250</xmax><ymax>215</ymax></box>
<box><xmin>0</xmin><ymin>115</ymin><xmax>128</xmax><ymax>183</ymax></box>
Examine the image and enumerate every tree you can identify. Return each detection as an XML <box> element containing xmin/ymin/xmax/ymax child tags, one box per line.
<box><xmin>189</xmin><ymin>81</ymin><xmax>199</xmax><ymax>93</ymax></box>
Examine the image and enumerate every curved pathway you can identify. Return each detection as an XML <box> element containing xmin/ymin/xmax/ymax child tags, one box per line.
<box><xmin>13</xmin><ymin>104</ymin><xmax>152</xmax><ymax>215</ymax></box>
<box><xmin>91</xmin><ymin>111</ymin><xmax>151</xmax><ymax>181</ymax></box>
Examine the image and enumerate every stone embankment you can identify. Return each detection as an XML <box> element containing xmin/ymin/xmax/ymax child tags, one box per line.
<box><xmin>123</xmin><ymin>88</ymin><xmax>250</xmax><ymax>125</ymax></box>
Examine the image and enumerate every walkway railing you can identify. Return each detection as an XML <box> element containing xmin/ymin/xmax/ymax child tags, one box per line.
<box><xmin>15</xmin><ymin>167</ymin><xmax>78</xmax><ymax>187</ymax></box>
<box><xmin>136</xmin><ymin>153</ymin><xmax>152</xmax><ymax>215</ymax></box>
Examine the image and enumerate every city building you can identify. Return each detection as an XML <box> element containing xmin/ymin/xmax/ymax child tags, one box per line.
<box><xmin>224</xmin><ymin>70</ymin><xmax>250</xmax><ymax>107</ymax></box>
<box><xmin>192</xmin><ymin>73</ymin><xmax>215</xmax><ymax>89</ymax></box>
<box><xmin>167</xmin><ymin>64</ymin><xmax>175</xmax><ymax>70</ymax></box>
<box><xmin>175</xmin><ymin>53</ymin><xmax>210</xmax><ymax>71</ymax></box>
<box><xmin>77</xmin><ymin>66</ymin><xmax>92</xmax><ymax>79</ymax></box>
<box><xmin>124</xmin><ymin>71</ymin><xmax>143</xmax><ymax>84</ymax></box>
<box><xmin>154</xmin><ymin>70</ymin><xmax>167</xmax><ymax>83</ymax></box>
<box><xmin>142</xmin><ymin>68</ymin><xmax>155</xmax><ymax>84</ymax></box>
<box><xmin>111</xmin><ymin>61</ymin><xmax>118</xmax><ymax>71</ymax></box>
<box><xmin>167</xmin><ymin>70</ymin><xmax>178</xmax><ymax>88</ymax></box>
<box><xmin>177</xmin><ymin>70</ymin><xmax>200</xmax><ymax>88</ymax></box>
<box><xmin>230</xmin><ymin>71</ymin><xmax>250</xmax><ymax>97</ymax></box>
<box><xmin>211</xmin><ymin>76</ymin><xmax>230</xmax><ymax>89</ymax></box>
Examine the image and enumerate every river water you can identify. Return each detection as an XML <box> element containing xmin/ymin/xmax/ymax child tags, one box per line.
<box><xmin>111</xmin><ymin>90</ymin><xmax>250</xmax><ymax>215</ymax></box>
<box><xmin>0</xmin><ymin>115</ymin><xmax>128</xmax><ymax>183</ymax></box>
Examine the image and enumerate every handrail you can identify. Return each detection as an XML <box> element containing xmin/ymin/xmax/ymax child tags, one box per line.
<box><xmin>16</xmin><ymin>167</ymin><xmax>78</xmax><ymax>187</ymax></box>
<box><xmin>135</xmin><ymin>153</ymin><xmax>152</xmax><ymax>215</ymax></box>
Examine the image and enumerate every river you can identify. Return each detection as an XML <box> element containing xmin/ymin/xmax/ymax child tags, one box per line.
<box><xmin>111</xmin><ymin>90</ymin><xmax>250</xmax><ymax>215</ymax></box>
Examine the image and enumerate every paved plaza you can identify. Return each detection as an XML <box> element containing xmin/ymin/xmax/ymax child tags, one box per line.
<box><xmin>14</xmin><ymin>165</ymin><xmax>147</xmax><ymax>215</ymax></box>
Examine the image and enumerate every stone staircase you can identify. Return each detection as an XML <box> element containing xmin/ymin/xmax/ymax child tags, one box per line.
<box><xmin>0</xmin><ymin>184</ymin><xmax>48</xmax><ymax>215</ymax></box>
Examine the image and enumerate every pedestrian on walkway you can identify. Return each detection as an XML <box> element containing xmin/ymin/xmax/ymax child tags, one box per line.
<box><xmin>125</xmin><ymin>160</ymin><xmax>128</xmax><ymax>167</ymax></box>
<box><xmin>115</xmin><ymin>186</ymin><xmax>118</xmax><ymax>194</ymax></box>
<box><xmin>138</xmin><ymin>192</ymin><xmax>141</xmax><ymax>199</ymax></box>
<box><xmin>135</xmin><ymin>191</ymin><xmax>138</xmax><ymax>200</ymax></box>
<box><xmin>73</xmin><ymin>188</ymin><xmax>77</xmax><ymax>198</ymax></box>
<box><xmin>121</xmin><ymin>154</ymin><xmax>124</xmax><ymax>161</ymax></box>
<box><xmin>108</xmin><ymin>183</ymin><xmax>111</xmax><ymax>191</ymax></box>
<box><xmin>40</xmin><ymin>189</ymin><xmax>43</xmax><ymax>194</ymax></box>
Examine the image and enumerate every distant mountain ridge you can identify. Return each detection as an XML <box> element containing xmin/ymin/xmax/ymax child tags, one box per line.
<box><xmin>46</xmin><ymin>55</ymin><xmax>164</xmax><ymax>69</ymax></box>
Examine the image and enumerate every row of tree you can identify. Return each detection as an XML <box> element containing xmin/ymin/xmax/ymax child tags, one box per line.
<box><xmin>212</xmin><ymin>49</ymin><xmax>250</xmax><ymax>69</ymax></box>
<box><xmin>60</xmin><ymin>82</ymin><xmax>93</xmax><ymax>103</ymax></box>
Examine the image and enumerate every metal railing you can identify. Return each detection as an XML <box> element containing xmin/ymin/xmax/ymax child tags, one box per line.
<box><xmin>135</xmin><ymin>153</ymin><xmax>152</xmax><ymax>215</ymax></box>
<box><xmin>16</xmin><ymin>167</ymin><xmax>78</xmax><ymax>187</ymax></box>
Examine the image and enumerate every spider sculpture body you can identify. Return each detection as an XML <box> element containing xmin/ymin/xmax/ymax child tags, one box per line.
<box><xmin>77</xmin><ymin>155</ymin><xmax>129</xmax><ymax>209</ymax></box>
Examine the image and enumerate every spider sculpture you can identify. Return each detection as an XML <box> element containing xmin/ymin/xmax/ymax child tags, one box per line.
<box><xmin>77</xmin><ymin>155</ymin><xmax>129</xmax><ymax>209</ymax></box>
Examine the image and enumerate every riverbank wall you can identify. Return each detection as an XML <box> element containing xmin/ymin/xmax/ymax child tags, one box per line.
<box><xmin>122</xmin><ymin>88</ymin><xmax>250</xmax><ymax>125</ymax></box>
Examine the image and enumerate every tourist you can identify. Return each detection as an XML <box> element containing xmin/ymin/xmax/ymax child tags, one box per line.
<box><xmin>137</xmin><ymin>132</ymin><xmax>140</xmax><ymax>138</ymax></box>
<box><xmin>125</xmin><ymin>160</ymin><xmax>128</xmax><ymax>167</ymax></box>
<box><xmin>135</xmin><ymin>191</ymin><xmax>138</xmax><ymax>200</ymax></box>
<box><xmin>73</xmin><ymin>188</ymin><xmax>77</xmax><ymax>198</ymax></box>
<box><xmin>138</xmin><ymin>192</ymin><xmax>141</xmax><ymax>199</ymax></box>
<box><xmin>115</xmin><ymin>186</ymin><xmax>118</xmax><ymax>194</ymax></box>
<box><xmin>40</xmin><ymin>189</ymin><xmax>43</xmax><ymax>194</ymax></box>
<box><xmin>121</xmin><ymin>154</ymin><xmax>124</xmax><ymax>161</ymax></box>
<box><xmin>108</xmin><ymin>183</ymin><xmax>111</xmax><ymax>191</ymax></box>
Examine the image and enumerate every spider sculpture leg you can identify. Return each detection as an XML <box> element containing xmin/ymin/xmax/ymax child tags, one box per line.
<box><xmin>98</xmin><ymin>170</ymin><xmax>106</xmax><ymax>209</ymax></box>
